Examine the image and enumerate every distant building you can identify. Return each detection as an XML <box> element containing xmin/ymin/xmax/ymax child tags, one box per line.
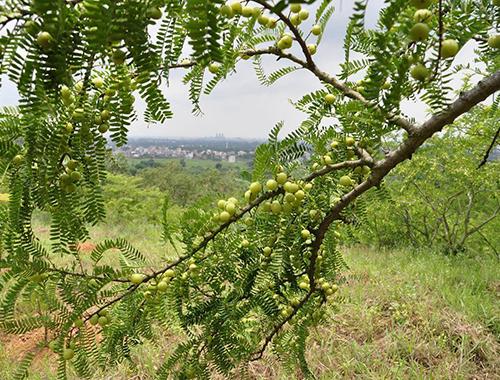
<box><xmin>228</xmin><ymin>155</ymin><xmax>236</xmax><ymax>163</ymax></box>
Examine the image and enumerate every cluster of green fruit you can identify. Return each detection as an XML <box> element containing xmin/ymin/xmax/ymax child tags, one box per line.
<box><xmin>408</xmin><ymin>1</ymin><xmax>460</xmax><ymax>82</ymax></box>
<box><xmin>129</xmin><ymin>268</ymin><xmax>177</xmax><ymax>298</ymax></box>
<box><xmin>214</xmin><ymin>196</ymin><xmax>241</xmax><ymax>223</ymax></box>
<box><xmin>88</xmin><ymin>308</ymin><xmax>111</xmax><ymax>327</ymax></box>
<box><xmin>48</xmin><ymin>340</ymin><xmax>76</xmax><ymax>361</ymax></box>
<box><xmin>219</xmin><ymin>1</ymin><xmax>277</xmax><ymax>27</ymax></box>
<box><xmin>59</xmin><ymin>160</ymin><xmax>82</xmax><ymax>193</ymax></box>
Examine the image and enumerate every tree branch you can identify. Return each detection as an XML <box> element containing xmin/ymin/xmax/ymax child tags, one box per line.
<box><xmin>477</xmin><ymin>126</ymin><xmax>499</xmax><ymax>168</ymax></box>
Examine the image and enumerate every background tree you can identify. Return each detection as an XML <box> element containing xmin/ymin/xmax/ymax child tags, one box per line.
<box><xmin>0</xmin><ymin>0</ymin><xmax>499</xmax><ymax>378</ymax></box>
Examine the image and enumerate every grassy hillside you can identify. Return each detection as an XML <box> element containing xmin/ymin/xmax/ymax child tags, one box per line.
<box><xmin>1</xmin><ymin>246</ymin><xmax>498</xmax><ymax>379</ymax></box>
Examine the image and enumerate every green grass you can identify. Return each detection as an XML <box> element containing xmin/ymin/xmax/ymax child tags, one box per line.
<box><xmin>128</xmin><ymin>157</ymin><xmax>252</xmax><ymax>171</ymax></box>
<box><xmin>1</xmin><ymin>242</ymin><xmax>498</xmax><ymax>379</ymax></box>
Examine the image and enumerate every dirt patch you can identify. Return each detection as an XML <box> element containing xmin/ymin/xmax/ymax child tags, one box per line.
<box><xmin>77</xmin><ymin>241</ymin><xmax>97</xmax><ymax>253</ymax></box>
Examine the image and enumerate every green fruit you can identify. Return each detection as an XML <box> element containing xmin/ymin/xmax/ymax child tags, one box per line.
<box><xmin>217</xmin><ymin>199</ymin><xmax>227</xmax><ymax>209</ymax></box>
<box><xmin>60</xmin><ymin>85</ymin><xmax>72</xmax><ymax>100</ymax></box>
<box><xmin>146</xmin><ymin>6</ymin><xmax>162</xmax><ymax>19</ymax></box>
<box><xmin>48</xmin><ymin>341</ymin><xmax>57</xmax><ymax>351</ymax></box>
<box><xmin>267</xmin><ymin>18</ymin><xmax>278</xmax><ymax>28</ymax></box>
<box><xmin>220</xmin><ymin>5</ymin><xmax>234</xmax><ymax>18</ymax></box>
<box><xmin>67</xmin><ymin>160</ymin><xmax>78</xmax><ymax>170</ymax></box>
<box><xmin>219</xmin><ymin>211</ymin><xmax>231</xmax><ymax>223</ymax></box>
<box><xmin>98</xmin><ymin>123</ymin><xmax>109</xmax><ymax>133</ymax></box>
<box><xmin>208</xmin><ymin>62</ymin><xmax>221</xmax><ymax>74</ymax></box>
<box><xmin>249</xmin><ymin>181</ymin><xmax>262</xmax><ymax>194</ymax></box>
<box><xmin>89</xmin><ymin>314</ymin><xmax>99</xmax><ymax>325</ymax></box>
<box><xmin>92</xmin><ymin>77</ymin><xmax>104</xmax><ymax>88</ymax></box>
<box><xmin>409</xmin><ymin>22</ymin><xmax>430</xmax><ymax>41</ymax></box>
<box><xmin>241</xmin><ymin>6</ymin><xmax>254</xmax><ymax>17</ymax></box>
<box><xmin>410</xmin><ymin>0</ymin><xmax>433</xmax><ymax>9</ymax></box>
<box><xmin>311</xmin><ymin>25</ymin><xmax>321</xmax><ymax>36</ymax></box>
<box><xmin>101</xmin><ymin>109</ymin><xmax>111</xmax><ymax>121</ymax></box>
<box><xmin>129</xmin><ymin>273</ymin><xmax>146</xmax><ymax>284</ymax></box>
<box><xmin>13</xmin><ymin>154</ymin><xmax>24</xmax><ymax>166</ymax></box>
<box><xmin>413</xmin><ymin>9</ymin><xmax>432</xmax><ymax>23</ymax></box>
<box><xmin>230</xmin><ymin>1</ymin><xmax>242</xmax><ymax>14</ymax></box>
<box><xmin>225</xmin><ymin>202</ymin><xmax>236</xmax><ymax>215</ymax></box>
<box><xmin>410</xmin><ymin>63</ymin><xmax>429</xmax><ymax>81</ymax></box>
<box><xmin>299</xmin><ymin>9</ymin><xmax>309</xmax><ymax>20</ymax></box>
<box><xmin>298</xmin><ymin>281</ymin><xmax>309</xmax><ymax>290</ymax></box>
<box><xmin>164</xmin><ymin>269</ymin><xmax>175</xmax><ymax>278</ymax></box>
<box><xmin>72</xmin><ymin>108</ymin><xmax>85</xmax><ymax>121</ymax></box>
<box><xmin>112</xmin><ymin>49</ymin><xmax>126</xmax><ymax>65</ymax></box>
<box><xmin>324</xmin><ymin>93</ymin><xmax>335</xmax><ymax>104</ymax></box>
<box><xmin>276</xmin><ymin>172</ymin><xmax>287</xmax><ymax>185</ymax></box>
<box><xmin>74</xmin><ymin>319</ymin><xmax>84</xmax><ymax>328</ymax></box>
<box><xmin>252</xmin><ymin>7</ymin><xmax>261</xmax><ymax>17</ymax></box>
<box><xmin>262</xmin><ymin>201</ymin><xmax>272</xmax><ymax>212</ymax></box>
<box><xmin>241</xmin><ymin>239</ymin><xmax>250</xmax><ymax>247</ymax></box>
<box><xmin>283</xmin><ymin>182</ymin><xmax>299</xmax><ymax>193</ymax></box>
<box><xmin>98</xmin><ymin>316</ymin><xmax>109</xmax><ymax>326</ymax></box>
<box><xmin>441</xmin><ymin>39</ymin><xmax>459</xmax><ymax>58</ymax></box>
<box><xmin>290</xmin><ymin>14</ymin><xmax>301</xmax><ymax>26</ymax></box>
<box><xmin>258</xmin><ymin>14</ymin><xmax>269</xmax><ymax>25</ymax></box>
<box><xmin>301</xmin><ymin>229</ymin><xmax>311</xmax><ymax>239</ymax></box>
<box><xmin>263</xmin><ymin>246</ymin><xmax>272</xmax><ymax>256</ymax></box>
<box><xmin>324</xmin><ymin>155</ymin><xmax>333</xmax><ymax>165</ymax></box>
<box><xmin>271</xmin><ymin>200</ymin><xmax>282</xmax><ymax>214</ymax></box>
<box><xmin>277</xmin><ymin>35</ymin><xmax>293</xmax><ymax>50</ymax></box>
<box><xmin>63</xmin><ymin>348</ymin><xmax>74</xmax><ymax>360</ymax></box>
<box><xmin>290</xmin><ymin>4</ymin><xmax>301</xmax><ymax>13</ymax></box>
<box><xmin>345</xmin><ymin>136</ymin><xmax>356</xmax><ymax>146</ymax></box>
<box><xmin>487</xmin><ymin>35</ymin><xmax>500</xmax><ymax>49</ymax></box>
<box><xmin>284</xmin><ymin>193</ymin><xmax>296</xmax><ymax>203</ymax></box>
<box><xmin>307</xmin><ymin>44</ymin><xmax>317</xmax><ymax>55</ymax></box>
<box><xmin>157</xmin><ymin>281</ymin><xmax>168</xmax><ymax>291</ymax></box>
<box><xmin>70</xmin><ymin>171</ymin><xmax>81</xmax><ymax>182</ymax></box>
<box><xmin>295</xmin><ymin>190</ymin><xmax>305</xmax><ymax>201</ymax></box>
<box><xmin>36</xmin><ymin>31</ymin><xmax>52</xmax><ymax>49</ymax></box>
<box><xmin>339</xmin><ymin>175</ymin><xmax>352</xmax><ymax>187</ymax></box>
<box><xmin>266</xmin><ymin>179</ymin><xmax>278</xmax><ymax>191</ymax></box>
<box><xmin>98</xmin><ymin>309</ymin><xmax>109</xmax><ymax>317</ymax></box>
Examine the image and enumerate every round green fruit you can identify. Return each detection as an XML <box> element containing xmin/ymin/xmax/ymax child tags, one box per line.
<box><xmin>225</xmin><ymin>202</ymin><xmax>236</xmax><ymax>215</ymax></box>
<box><xmin>67</xmin><ymin>160</ymin><xmax>78</xmax><ymax>170</ymax></box>
<box><xmin>345</xmin><ymin>136</ymin><xmax>356</xmax><ymax>146</ymax></box>
<box><xmin>92</xmin><ymin>77</ymin><xmax>104</xmax><ymax>88</ymax></box>
<box><xmin>74</xmin><ymin>319</ymin><xmax>84</xmax><ymax>328</ymax></box>
<box><xmin>487</xmin><ymin>35</ymin><xmax>500</xmax><ymax>49</ymax></box>
<box><xmin>271</xmin><ymin>200</ymin><xmax>282</xmax><ymax>214</ymax></box>
<box><xmin>339</xmin><ymin>175</ymin><xmax>352</xmax><ymax>187</ymax></box>
<box><xmin>60</xmin><ymin>85</ymin><xmax>72</xmax><ymax>100</ymax></box>
<box><xmin>258</xmin><ymin>14</ymin><xmax>269</xmax><ymax>25</ymax></box>
<box><xmin>241</xmin><ymin>6</ymin><xmax>254</xmax><ymax>17</ymax></box>
<box><xmin>63</xmin><ymin>348</ymin><xmax>74</xmax><ymax>360</ymax></box>
<box><xmin>129</xmin><ymin>273</ymin><xmax>146</xmax><ymax>284</ymax></box>
<box><xmin>325</xmin><ymin>93</ymin><xmax>335</xmax><ymax>104</ymax></box>
<box><xmin>301</xmin><ymin>229</ymin><xmax>311</xmax><ymax>239</ymax></box>
<box><xmin>217</xmin><ymin>199</ymin><xmax>226</xmax><ymax>209</ymax></box>
<box><xmin>157</xmin><ymin>281</ymin><xmax>168</xmax><ymax>292</ymax></box>
<box><xmin>263</xmin><ymin>246</ymin><xmax>272</xmax><ymax>256</ymax></box>
<box><xmin>441</xmin><ymin>39</ymin><xmax>459</xmax><ymax>58</ymax></box>
<box><xmin>266</xmin><ymin>179</ymin><xmax>278</xmax><ymax>191</ymax></box>
<box><xmin>208</xmin><ymin>62</ymin><xmax>221</xmax><ymax>74</ymax></box>
<box><xmin>36</xmin><ymin>31</ymin><xmax>52</xmax><ymax>49</ymax></box>
<box><xmin>220</xmin><ymin>5</ymin><xmax>234</xmax><ymax>18</ymax></box>
<box><xmin>295</xmin><ymin>190</ymin><xmax>305</xmax><ymax>201</ymax></box>
<box><xmin>146</xmin><ymin>6</ymin><xmax>162</xmax><ymax>19</ymax></box>
<box><xmin>101</xmin><ymin>110</ymin><xmax>111</xmax><ymax>121</ymax></box>
<box><xmin>307</xmin><ymin>44</ymin><xmax>317</xmax><ymax>55</ymax></box>
<box><xmin>290</xmin><ymin>4</ymin><xmax>301</xmax><ymax>13</ymax></box>
<box><xmin>249</xmin><ymin>181</ymin><xmax>262</xmax><ymax>194</ymax></box>
<box><xmin>298</xmin><ymin>281</ymin><xmax>309</xmax><ymax>290</ymax></box>
<box><xmin>241</xmin><ymin>239</ymin><xmax>250</xmax><ymax>247</ymax></box>
<box><xmin>89</xmin><ymin>314</ymin><xmax>99</xmax><ymax>325</ymax></box>
<box><xmin>311</xmin><ymin>24</ymin><xmax>321</xmax><ymax>36</ymax></box>
<box><xmin>410</xmin><ymin>63</ymin><xmax>429</xmax><ymax>81</ymax></box>
<box><xmin>230</xmin><ymin>1</ymin><xmax>242</xmax><ymax>14</ymax></box>
<box><xmin>267</xmin><ymin>18</ymin><xmax>278</xmax><ymax>28</ymax></box>
<box><xmin>98</xmin><ymin>124</ymin><xmax>109</xmax><ymax>133</ymax></box>
<box><xmin>409</xmin><ymin>22</ymin><xmax>430</xmax><ymax>41</ymax></box>
<box><xmin>276</xmin><ymin>172</ymin><xmax>287</xmax><ymax>185</ymax></box>
<box><xmin>98</xmin><ymin>316</ymin><xmax>109</xmax><ymax>326</ymax></box>
<box><xmin>299</xmin><ymin>9</ymin><xmax>309</xmax><ymax>20</ymax></box>
<box><xmin>284</xmin><ymin>193</ymin><xmax>296</xmax><ymax>203</ymax></box>
<box><xmin>70</xmin><ymin>171</ymin><xmax>81</xmax><ymax>182</ymax></box>
<box><xmin>164</xmin><ymin>269</ymin><xmax>175</xmax><ymax>278</ymax></box>
<box><xmin>219</xmin><ymin>211</ymin><xmax>231</xmax><ymax>223</ymax></box>
<box><xmin>13</xmin><ymin>154</ymin><xmax>24</xmax><ymax>166</ymax></box>
<box><xmin>290</xmin><ymin>14</ymin><xmax>301</xmax><ymax>26</ymax></box>
<box><xmin>413</xmin><ymin>9</ymin><xmax>432</xmax><ymax>23</ymax></box>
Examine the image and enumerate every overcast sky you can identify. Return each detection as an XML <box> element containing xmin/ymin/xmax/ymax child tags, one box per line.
<box><xmin>0</xmin><ymin>0</ymin><xmax>482</xmax><ymax>139</ymax></box>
